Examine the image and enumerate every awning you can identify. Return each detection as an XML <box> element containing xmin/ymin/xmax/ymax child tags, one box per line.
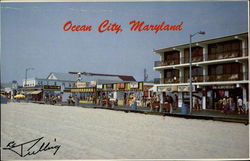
<box><xmin>26</xmin><ymin>91</ymin><xmax>42</xmax><ymax>95</ymax></box>
<box><xmin>30</xmin><ymin>91</ymin><xmax>42</xmax><ymax>95</ymax></box>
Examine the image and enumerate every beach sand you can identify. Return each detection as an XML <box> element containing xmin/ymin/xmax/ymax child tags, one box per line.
<box><xmin>1</xmin><ymin>102</ymin><xmax>249</xmax><ymax>159</ymax></box>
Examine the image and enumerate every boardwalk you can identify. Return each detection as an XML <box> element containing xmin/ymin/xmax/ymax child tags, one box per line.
<box><xmin>1</xmin><ymin>102</ymin><xmax>249</xmax><ymax>159</ymax></box>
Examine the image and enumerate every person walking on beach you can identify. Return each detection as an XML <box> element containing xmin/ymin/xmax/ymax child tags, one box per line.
<box><xmin>237</xmin><ymin>96</ymin><xmax>243</xmax><ymax>114</ymax></box>
<box><xmin>167</xmin><ymin>95</ymin><xmax>173</xmax><ymax>113</ymax></box>
<box><xmin>223</xmin><ymin>97</ymin><xmax>228</xmax><ymax>114</ymax></box>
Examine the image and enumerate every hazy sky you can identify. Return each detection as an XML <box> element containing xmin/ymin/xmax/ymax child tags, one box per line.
<box><xmin>1</xmin><ymin>1</ymin><xmax>248</xmax><ymax>84</ymax></box>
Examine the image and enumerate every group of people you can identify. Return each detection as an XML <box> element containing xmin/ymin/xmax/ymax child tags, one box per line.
<box><xmin>149</xmin><ymin>93</ymin><xmax>176</xmax><ymax>113</ymax></box>
<box><xmin>217</xmin><ymin>96</ymin><xmax>248</xmax><ymax>114</ymax></box>
<box><xmin>193</xmin><ymin>96</ymin><xmax>202</xmax><ymax>111</ymax></box>
<box><xmin>44</xmin><ymin>95</ymin><xmax>62</xmax><ymax>105</ymax></box>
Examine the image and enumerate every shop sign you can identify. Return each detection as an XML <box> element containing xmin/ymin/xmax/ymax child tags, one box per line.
<box><xmin>178</xmin><ymin>85</ymin><xmax>195</xmax><ymax>92</ymax></box>
<box><xmin>106</xmin><ymin>84</ymin><xmax>112</xmax><ymax>89</ymax></box>
<box><xmin>130</xmin><ymin>82</ymin><xmax>138</xmax><ymax>88</ymax></box>
<box><xmin>70</xmin><ymin>87</ymin><xmax>95</xmax><ymax>93</ymax></box>
<box><xmin>157</xmin><ymin>86</ymin><xmax>177</xmax><ymax>92</ymax></box>
<box><xmin>43</xmin><ymin>85</ymin><xmax>61</xmax><ymax>91</ymax></box>
<box><xmin>76</xmin><ymin>82</ymin><xmax>86</xmax><ymax>88</ymax></box>
<box><xmin>97</xmin><ymin>84</ymin><xmax>103</xmax><ymax>89</ymax></box>
<box><xmin>212</xmin><ymin>85</ymin><xmax>235</xmax><ymax>89</ymax></box>
<box><xmin>90</xmin><ymin>81</ymin><xmax>96</xmax><ymax>87</ymax></box>
<box><xmin>117</xmin><ymin>83</ymin><xmax>125</xmax><ymax>89</ymax></box>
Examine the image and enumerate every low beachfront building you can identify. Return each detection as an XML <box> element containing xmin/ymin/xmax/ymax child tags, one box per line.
<box><xmin>153</xmin><ymin>32</ymin><xmax>249</xmax><ymax>111</ymax></box>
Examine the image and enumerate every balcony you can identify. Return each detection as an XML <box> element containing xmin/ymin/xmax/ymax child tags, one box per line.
<box><xmin>183</xmin><ymin>56</ymin><xmax>203</xmax><ymax>64</ymax></box>
<box><xmin>154</xmin><ymin>77</ymin><xmax>180</xmax><ymax>84</ymax></box>
<box><xmin>154</xmin><ymin>58</ymin><xmax>180</xmax><ymax>67</ymax></box>
<box><xmin>205</xmin><ymin>73</ymin><xmax>247</xmax><ymax>82</ymax></box>
<box><xmin>207</xmin><ymin>48</ymin><xmax>248</xmax><ymax>61</ymax></box>
<box><xmin>184</xmin><ymin>75</ymin><xmax>204</xmax><ymax>83</ymax></box>
<box><xmin>154</xmin><ymin>48</ymin><xmax>248</xmax><ymax>68</ymax></box>
<box><xmin>154</xmin><ymin>72</ymin><xmax>248</xmax><ymax>84</ymax></box>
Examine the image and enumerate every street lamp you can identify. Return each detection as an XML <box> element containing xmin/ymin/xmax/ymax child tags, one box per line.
<box><xmin>189</xmin><ymin>31</ymin><xmax>205</xmax><ymax>114</ymax></box>
<box><xmin>25</xmin><ymin>67</ymin><xmax>34</xmax><ymax>87</ymax></box>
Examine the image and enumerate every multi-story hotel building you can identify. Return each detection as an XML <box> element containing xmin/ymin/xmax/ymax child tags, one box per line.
<box><xmin>153</xmin><ymin>32</ymin><xmax>249</xmax><ymax>110</ymax></box>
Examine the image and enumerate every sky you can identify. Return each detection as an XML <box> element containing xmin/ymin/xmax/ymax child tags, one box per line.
<box><xmin>1</xmin><ymin>1</ymin><xmax>248</xmax><ymax>84</ymax></box>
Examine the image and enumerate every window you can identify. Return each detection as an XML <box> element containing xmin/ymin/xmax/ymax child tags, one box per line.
<box><xmin>216</xmin><ymin>65</ymin><xmax>223</xmax><ymax>75</ymax></box>
<box><xmin>54</xmin><ymin>82</ymin><xmax>57</xmax><ymax>85</ymax></box>
<box><xmin>164</xmin><ymin>69</ymin><xmax>179</xmax><ymax>78</ymax></box>
<box><xmin>69</xmin><ymin>83</ymin><xmax>71</xmax><ymax>88</ymax></box>
<box><xmin>62</xmin><ymin>83</ymin><xmax>65</xmax><ymax>87</ymax></box>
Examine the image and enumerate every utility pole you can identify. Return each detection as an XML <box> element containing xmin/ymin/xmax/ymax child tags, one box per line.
<box><xmin>144</xmin><ymin>68</ymin><xmax>148</xmax><ymax>82</ymax></box>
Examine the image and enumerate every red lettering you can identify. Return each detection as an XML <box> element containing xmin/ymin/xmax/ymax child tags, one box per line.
<box><xmin>63</xmin><ymin>21</ymin><xmax>72</xmax><ymax>31</ymax></box>
<box><xmin>63</xmin><ymin>21</ymin><xmax>92</xmax><ymax>32</ymax></box>
<box><xmin>129</xmin><ymin>20</ymin><xmax>144</xmax><ymax>31</ymax></box>
<box><xmin>98</xmin><ymin>20</ymin><xmax>109</xmax><ymax>33</ymax></box>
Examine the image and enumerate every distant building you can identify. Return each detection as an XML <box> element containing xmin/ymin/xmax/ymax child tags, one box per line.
<box><xmin>1</xmin><ymin>80</ymin><xmax>18</xmax><ymax>99</ymax></box>
<box><xmin>21</xmin><ymin>72</ymin><xmax>136</xmax><ymax>102</ymax></box>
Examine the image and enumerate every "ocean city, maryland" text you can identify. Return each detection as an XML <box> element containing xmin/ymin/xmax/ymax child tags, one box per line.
<box><xmin>63</xmin><ymin>20</ymin><xmax>183</xmax><ymax>34</ymax></box>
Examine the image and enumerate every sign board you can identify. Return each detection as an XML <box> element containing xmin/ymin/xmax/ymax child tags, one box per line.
<box><xmin>106</xmin><ymin>84</ymin><xmax>112</xmax><ymax>89</ymax></box>
<box><xmin>96</xmin><ymin>84</ymin><xmax>102</xmax><ymax>89</ymax></box>
<box><xmin>157</xmin><ymin>86</ymin><xmax>177</xmax><ymax>92</ymax></box>
<box><xmin>117</xmin><ymin>83</ymin><xmax>125</xmax><ymax>89</ymax></box>
<box><xmin>130</xmin><ymin>82</ymin><xmax>138</xmax><ymax>88</ymax></box>
<box><xmin>90</xmin><ymin>81</ymin><xmax>96</xmax><ymax>87</ymax></box>
<box><xmin>67</xmin><ymin>87</ymin><xmax>96</xmax><ymax>93</ymax></box>
<box><xmin>212</xmin><ymin>85</ymin><xmax>235</xmax><ymax>89</ymax></box>
<box><xmin>76</xmin><ymin>82</ymin><xmax>86</xmax><ymax>88</ymax></box>
<box><xmin>178</xmin><ymin>85</ymin><xmax>195</xmax><ymax>92</ymax></box>
<box><xmin>43</xmin><ymin>85</ymin><xmax>61</xmax><ymax>91</ymax></box>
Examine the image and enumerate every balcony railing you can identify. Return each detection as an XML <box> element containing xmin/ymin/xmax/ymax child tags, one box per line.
<box><xmin>154</xmin><ymin>48</ymin><xmax>248</xmax><ymax>68</ymax></box>
<box><xmin>205</xmin><ymin>73</ymin><xmax>247</xmax><ymax>82</ymax></box>
<box><xmin>154</xmin><ymin>72</ymin><xmax>248</xmax><ymax>84</ymax></box>
<box><xmin>183</xmin><ymin>55</ymin><xmax>203</xmax><ymax>63</ymax></box>
<box><xmin>154</xmin><ymin>77</ymin><xmax>180</xmax><ymax>84</ymax></box>
<box><xmin>184</xmin><ymin>75</ymin><xmax>204</xmax><ymax>83</ymax></box>
<box><xmin>207</xmin><ymin>48</ymin><xmax>248</xmax><ymax>61</ymax></box>
<box><xmin>154</xmin><ymin>58</ymin><xmax>180</xmax><ymax>67</ymax></box>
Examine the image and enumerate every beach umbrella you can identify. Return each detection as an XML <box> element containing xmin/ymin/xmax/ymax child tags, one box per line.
<box><xmin>14</xmin><ymin>94</ymin><xmax>26</xmax><ymax>99</ymax></box>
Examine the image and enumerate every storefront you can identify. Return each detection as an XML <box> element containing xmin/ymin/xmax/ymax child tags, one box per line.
<box><xmin>43</xmin><ymin>85</ymin><xmax>61</xmax><ymax>103</ymax></box>
<box><xmin>205</xmin><ymin>84</ymin><xmax>248</xmax><ymax>110</ymax></box>
<box><xmin>64</xmin><ymin>87</ymin><xmax>97</xmax><ymax>104</ymax></box>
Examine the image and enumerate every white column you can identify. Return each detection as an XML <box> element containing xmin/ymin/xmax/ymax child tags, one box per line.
<box><xmin>242</xmin><ymin>86</ymin><xmax>247</xmax><ymax>107</ymax></box>
<box><xmin>203</xmin><ymin>45</ymin><xmax>208</xmax><ymax>61</ymax></box>
<box><xmin>202</xmin><ymin>95</ymin><xmax>206</xmax><ymax>110</ymax></box>
<box><xmin>242</xmin><ymin>62</ymin><xmax>247</xmax><ymax>80</ymax></box>
<box><xmin>179</xmin><ymin>68</ymin><xmax>184</xmax><ymax>83</ymax></box>
<box><xmin>160</xmin><ymin>70</ymin><xmax>164</xmax><ymax>84</ymax></box>
<box><xmin>241</xmin><ymin>39</ymin><xmax>247</xmax><ymax>57</ymax></box>
<box><xmin>178</xmin><ymin>92</ymin><xmax>183</xmax><ymax>108</ymax></box>
<box><xmin>203</xmin><ymin>65</ymin><xmax>208</xmax><ymax>82</ymax></box>
<box><xmin>179</xmin><ymin>49</ymin><xmax>184</xmax><ymax>64</ymax></box>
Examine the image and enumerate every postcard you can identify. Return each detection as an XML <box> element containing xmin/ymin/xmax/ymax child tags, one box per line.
<box><xmin>1</xmin><ymin>0</ymin><xmax>249</xmax><ymax>160</ymax></box>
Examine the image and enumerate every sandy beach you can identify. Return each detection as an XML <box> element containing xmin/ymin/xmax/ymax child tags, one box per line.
<box><xmin>1</xmin><ymin>102</ymin><xmax>249</xmax><ymax>159</ymax></box>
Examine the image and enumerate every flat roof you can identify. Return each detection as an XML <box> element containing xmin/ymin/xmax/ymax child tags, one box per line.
<box><xmin>154</xmin><ymin>32</ymin><xmax>248</xmax><ymax>53</ymax></box>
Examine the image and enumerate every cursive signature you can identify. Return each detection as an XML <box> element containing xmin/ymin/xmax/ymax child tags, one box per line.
<box><xmin>3</xmin><ymin>137</ymin><xmax>61</xmax><ymax>157</ymax></box>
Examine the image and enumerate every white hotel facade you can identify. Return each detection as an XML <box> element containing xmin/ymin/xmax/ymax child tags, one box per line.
<box><xmin>153</xmin><ymin>32</ymin><xmax>249</xmax><ymax>110</ymax></box>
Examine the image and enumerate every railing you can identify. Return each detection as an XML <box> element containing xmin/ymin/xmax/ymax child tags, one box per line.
<box><xmin>154</xmin><ymin>48</ymin><xmax>248</xmax><ymax>67</ymax></box>
<box><xmin>205</xmin><ymin>73</ymin><xmax>247</xmax><ymax>82</ymax></box>
<box><xmin>154</xmin><ymin>58</ymin><xmax>180</xmax><ymax>67</ymax></box>
<box><xmin>184</xmin><ymin>75</ymin><xmax>204</xmax><ymax>83</ymax></box>
<box><xmin>154</xmin><ymin>72</ymin><xmax>248</xmax><ymax>84</ymax></box>
<box><xmin>206</xmin><ymin>48</ymin><xmax>248</xmax><ymax>60</ymax></box>
<box><xmin>154</xmin><ymin>77</ymin><xmax>180</xmax><ymax>84</ymax></box>
<box><xmin>183</xmin><ymin>56</ymin><xmax>203</xmax><ymax>63</ymax></box>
